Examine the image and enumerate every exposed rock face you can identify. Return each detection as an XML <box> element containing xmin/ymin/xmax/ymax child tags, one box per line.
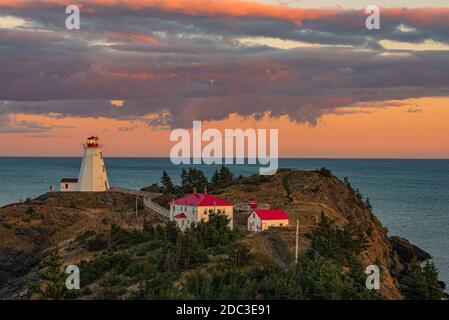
<box><xmin>217</xmin><ymin>169</ymin><xmax>434</xmax><ymax>299</ymax></box>
<box><xmin>389</xmin><ymin>236</ymin><xmax>432</xmax><ymax>264</ymax></box>
<box><xmin>0</xmin><ymin>169</ymin><xmax>436</xmax><ymax>299</ymax></box>
<box><xmin>0</xmin><ymin>191</ymin><xmax>143</xmax><ymax>298</ymax></box>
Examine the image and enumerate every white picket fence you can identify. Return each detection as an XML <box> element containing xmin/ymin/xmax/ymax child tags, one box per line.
<box><xmin>143</xmin><ymin>195</ymin><xmax>171</xmax><ymax>221</ymax></box>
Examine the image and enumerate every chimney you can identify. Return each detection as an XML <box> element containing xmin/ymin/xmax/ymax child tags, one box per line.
<box><xmin>204</xmin><ymin>186</ymin><xmax>208</xmax><ymax>195</ymax></box>
<box><xmin>193</xmin><ymin>186</ymin><xmax>197</xmax><ymax>194</ymax></box>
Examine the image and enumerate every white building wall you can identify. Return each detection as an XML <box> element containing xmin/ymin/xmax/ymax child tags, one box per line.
<box><xmin>60</xmin><ymin>182</ymin><xmax>77</xmax><ymax>192</ymax></box>
<box><xmin>77</xmin><ymin>147</ymin><xmax>109</xmax><ymax>192</ymax></box>
<box><xmin>198</xmin><ymin>206</ymin><xmax>233</xmax><ymax>230</ymax></box>
<box><xmin>170</xmin><ymin>204</ymin><xmax>197</xmax><ymax>231</ymax></box>
<box><xmin>247</xmin><ymin>212</ymin><xmax>289</xmax><ymax>232</ymax></box>
<box><xmin>170</xmin><ymin>204</ymin><xmax>234</xmax><ymax>230</ymax></box>
<box><xmin>248</xmin><ymin>212</ymin><xmax>262</xmax><ymax>232</ymax></box>
<box><xmin>260</xmin><ymin>219</ymin><xmax>289</xmax><ymax>231</ymax></box>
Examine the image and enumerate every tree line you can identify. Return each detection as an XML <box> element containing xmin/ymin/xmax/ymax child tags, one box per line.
<box><xmin>160</xmin><ymin>166</ymin><xmax>234</xmax><ymax>195</ymax></box>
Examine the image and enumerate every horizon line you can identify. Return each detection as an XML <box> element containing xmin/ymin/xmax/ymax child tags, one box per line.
<box><xmin>0</xmin><ymin>156</ymin><xmax>449</xmax><ymax>160</ymax></box>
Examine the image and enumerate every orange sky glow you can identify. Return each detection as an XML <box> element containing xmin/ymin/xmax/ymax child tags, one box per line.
<box><xmin>1</xmin><ymin>1</ymin><xmax>449</xmax><ymax>158</ymax></box>
<box><xmin>1</xmin><ymin>97</ymin><xmax>448</xmax><ymax>158</ymax></box>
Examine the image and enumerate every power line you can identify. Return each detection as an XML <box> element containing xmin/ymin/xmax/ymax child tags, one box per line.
<box><xmin>307</xmin><ymin>251</ymin><xmax>386</xmax><ymax>300</ymax></box>
<box><xmin>310</xmin><ymin>233</ymin><xmax>444</xmax><ymax>293</ymax></box>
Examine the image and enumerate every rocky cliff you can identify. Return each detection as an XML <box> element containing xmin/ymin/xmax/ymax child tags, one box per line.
<box><xmin>0</xmin><ymin>169</ymin><xmax>434</xmax><ymax>299</ymax></box>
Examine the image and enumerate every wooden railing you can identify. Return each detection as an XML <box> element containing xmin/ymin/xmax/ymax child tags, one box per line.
<box><xmin>143</xmin><ymin>195</ymin><xmax>171</xmax><ymax>221</ymax></box>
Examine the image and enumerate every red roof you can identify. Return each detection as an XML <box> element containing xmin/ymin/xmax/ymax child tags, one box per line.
<box><xmin>173</xmin><ymin>193</ymin><xmax>233</xmax><ymax>206</ymax></box>
<box><xmin>253</xmin><ymin>209</ymin><xmax>288</xmax><ymax>221</ymax></box>
<box><xmin>60</xmin><ymin>178</ymin><xmax>78</xmax><ymax>183</ymax></box>
<box><xmin>174</xmin><ymin>213</ymin><xmax>187</xmax><ymax>219</ymax></box>
<box><xmin>249</xmin><ymin>203</ymin><xmax>257</xmax><ymax>209</ymax></box>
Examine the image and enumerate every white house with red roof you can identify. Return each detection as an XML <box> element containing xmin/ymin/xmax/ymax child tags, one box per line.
<box><xmin>248</xmin><ymin>209</ymin><xmax>289</xmax><ymax>232</ymax></box>
<box><xmin>170</xmin><ymin>192</ymin><xmax>234</xmax><ymax>231</ymax></box>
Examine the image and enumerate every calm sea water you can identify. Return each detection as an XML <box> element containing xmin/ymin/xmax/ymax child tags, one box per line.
<box><xmin>0</xmin><ymin>157</ymin><xmax>448</xmax><ymax>287</ymax></box>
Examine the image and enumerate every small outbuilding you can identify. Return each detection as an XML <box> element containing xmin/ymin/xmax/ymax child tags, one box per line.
<box><xmin>248</xmin><ymin>209</ymin><xmax>289</xmax><ymax>232</ymax></box>
<box><xmin>60</xmin><ymin>178</ymin><xmax>78</xmax><ymax>192</ymax></box>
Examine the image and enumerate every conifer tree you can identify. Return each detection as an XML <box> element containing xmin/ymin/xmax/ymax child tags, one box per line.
<box><xmin>160</xmin><ymin>170</ymin><xmax>174</xmax><ymax>194</ymax></box>
<box><xmin>38</xmin><ymin>245</ymin><xmax>67</xmax><ymax>299</ymax></box>
<box><xmin>401</xmin><ymin>259</ymin><xmax>445</xmax><ymax>300</ymax></box>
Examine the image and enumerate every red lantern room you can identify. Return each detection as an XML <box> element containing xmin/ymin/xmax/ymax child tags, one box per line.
<box><xmin>85</xmin><ymin>136</ymin><xmax>101</xmax><ymax>148</ymax></box>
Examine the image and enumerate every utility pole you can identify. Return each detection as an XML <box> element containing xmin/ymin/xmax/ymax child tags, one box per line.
<box><xmin>295</xmin><ymin>219</ymin><xmax>300</xmax><ymax>265</ymax></box>
<box><xmin>136</xmin><ymin>195</ymin><xmax>138</xmax><ymax>218</ymax></box>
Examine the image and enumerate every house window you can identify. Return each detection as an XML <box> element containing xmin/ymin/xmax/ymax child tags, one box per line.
<box><xmin>65</xmin><ymin>183</ymin><xmax>68</xmax><ymax>189</ymax></box>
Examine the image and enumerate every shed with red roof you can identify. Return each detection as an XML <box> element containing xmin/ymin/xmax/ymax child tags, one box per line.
<box><xmin>248</xmin><ymin>209</ymin><xmax>289</xmax><ymax>232</ymax></box>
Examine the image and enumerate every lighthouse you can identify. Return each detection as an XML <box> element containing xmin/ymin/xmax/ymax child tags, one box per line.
<box><xmin>76</xmin><ymin>136</ymin><xmax>109</xmax><ymax>192</ymax></box>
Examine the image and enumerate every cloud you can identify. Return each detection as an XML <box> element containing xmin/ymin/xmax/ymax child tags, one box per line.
<box><xmin>0</xmin><ymin>113</ymin><xmax>75</xmax><ymax>133</ymax></box>
<box><xmin>407</xmin><ymin>103</ymin><xmax>423</xmax><ymax>113</ymax></box>
<box><xmin>1</xmin><ymin>2</ymin><xmax>449</xmax><ymax>129</ymax></box>
<box><xmin>118</xmin><ymin>125</ymin><xmax>137</xmax><ymax>132</ymax></box>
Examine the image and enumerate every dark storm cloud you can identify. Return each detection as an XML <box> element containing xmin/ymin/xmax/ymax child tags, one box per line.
<box><xmin>1</xmin><ymin>1</ymin><xmax>449</xmax><ymax>127</ymax></box>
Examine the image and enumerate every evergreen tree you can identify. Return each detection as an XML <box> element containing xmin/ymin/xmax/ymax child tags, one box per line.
<box><xmin>309</xmin><ymin>212</ymin><xmax>368</xmax><ymax>268</ymax></box>
<box><xmin>219</xmin><ymin>165</ymin><xmax>234</xmax><ymax>185</ymax></box>
<box><xmin>211</xmin><ymin>169</ymin><xmax>221</xmax><ymax>189</ymax></box>
<box><xmin>366</xmin><ymin>198</ymin><xmax>373</xmax><ymax>211</ymax></box>
<box><xmin>160</xmin><ymin>170</ymin><xmax>174</xmax><ymax>194</ymax></box>
<box><xmin>37</xmin><ymin>245</ymin><xmax>67</xmax><ymax>299</ymax></box>
<box><xmin>181</xmin><ymin>168</ymin><xmax>208</xmax><ymax>193</ymax></box>
<box><xmin>211</xmin><ymin>165</ymin><xmax>234</xmax><ymax>189</ymax></box>
<box><xmin>400</xmin><ymin>259</ymin><xmax>445</xmax><ymax>300</ymax></box>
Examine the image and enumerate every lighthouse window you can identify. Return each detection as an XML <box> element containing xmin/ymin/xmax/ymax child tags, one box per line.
<box><xmin>65</xmin><ymin>184</ymin><xmax>68</xmax><ymax>189</ymax></box>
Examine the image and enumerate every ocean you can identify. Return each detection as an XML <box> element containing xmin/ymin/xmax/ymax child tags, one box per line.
<box><xmin>0</xmin><ymin>157</ymin><xmax>448</xmax><ymax>288</ymax></box>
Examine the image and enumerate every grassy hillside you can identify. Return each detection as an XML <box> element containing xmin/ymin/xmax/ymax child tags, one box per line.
<box><xmin>0</xmin><ymin>169</ymin><xmax>444</xmax><ymax>300</ymax></box>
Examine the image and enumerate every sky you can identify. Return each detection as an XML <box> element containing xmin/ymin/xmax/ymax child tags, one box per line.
<box><xmin>0</xmin><ymin>0</ymin><xmax>448</xmax><ymax>158</ymax></box>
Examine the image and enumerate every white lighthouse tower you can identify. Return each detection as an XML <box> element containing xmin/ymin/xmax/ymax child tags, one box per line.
<box><xmin>76</xmin><ymin>136</ymin><xmax>109</xmax><ymax>192</ymax></box>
